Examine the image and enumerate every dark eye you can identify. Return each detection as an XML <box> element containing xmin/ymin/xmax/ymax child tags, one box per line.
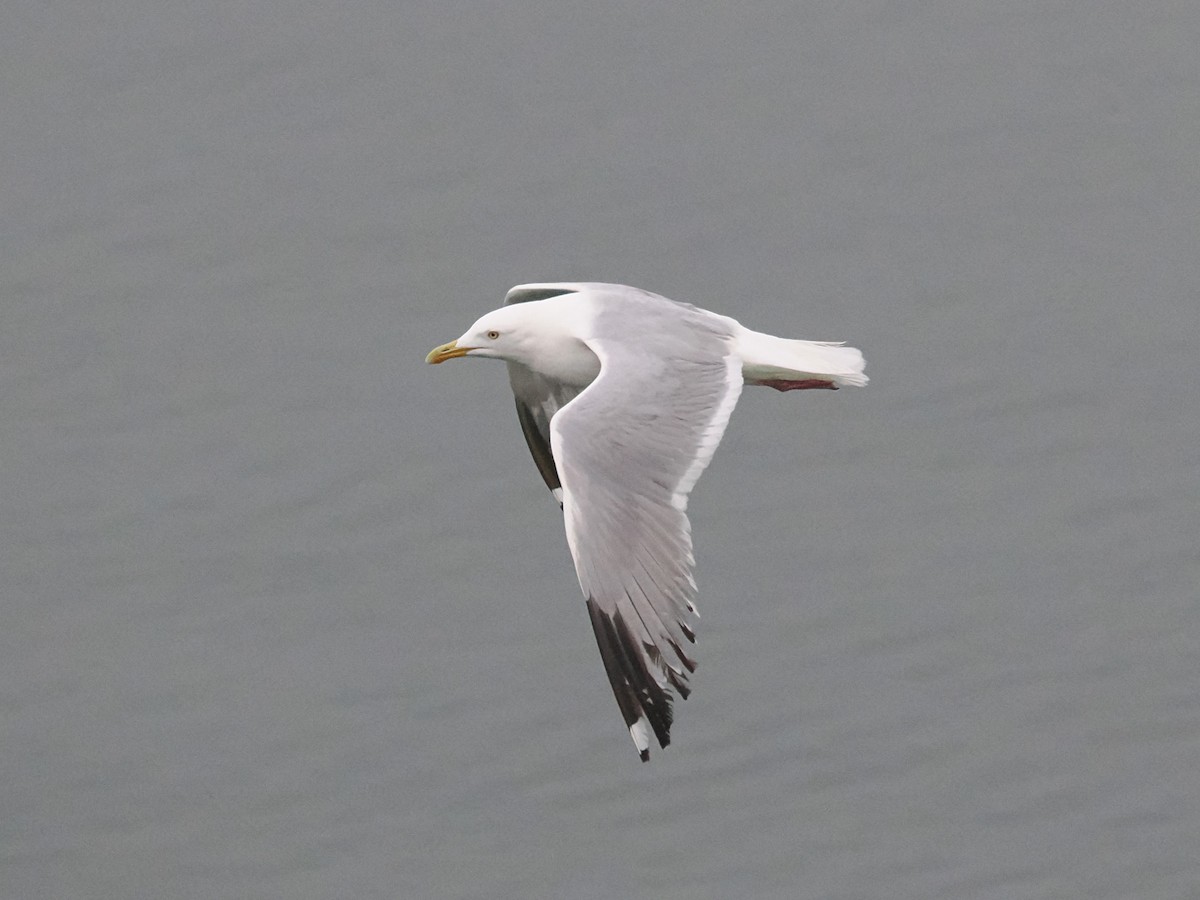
<box><xmin>486</xmin><ymin>330</ymin><xmax>500</xmax><ymax>340</ymax></box>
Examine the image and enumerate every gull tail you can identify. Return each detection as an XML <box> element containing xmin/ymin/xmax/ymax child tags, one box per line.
<box><xmin>736</xmin><ymin>326</ymin><xmax>868</xmax><ymax>391</ymax></box>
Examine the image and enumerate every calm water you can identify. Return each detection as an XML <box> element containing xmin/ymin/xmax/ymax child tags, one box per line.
<box><xmin>3</xmin><ymin>3</ymin><xmax>1198</xmax><ymax>898</ymax></box>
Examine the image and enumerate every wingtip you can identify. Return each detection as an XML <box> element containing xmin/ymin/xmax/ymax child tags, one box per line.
<box><xmin>630</xmin><ymin>715</ymin><xmax>653</xmax><ymax>761</ymax></box>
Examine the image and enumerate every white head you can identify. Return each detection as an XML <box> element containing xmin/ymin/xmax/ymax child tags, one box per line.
<box><xmin>425</xmin><ymin>304</ymin><xmax>546</xmax><ymax>366</ymax></box>
<box><xmin>426</xmin><ymin>295</ymin><xmax>600</xmax><ymax>385</ymax></box>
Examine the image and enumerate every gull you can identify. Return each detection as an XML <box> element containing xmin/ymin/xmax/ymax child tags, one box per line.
<box><xmin>427</xmin><ymin>283</ymin><xmax>867</xmax><ymax>760</ymax></box>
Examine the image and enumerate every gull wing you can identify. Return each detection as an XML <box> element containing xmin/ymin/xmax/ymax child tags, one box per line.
<box><xmin>504</xmin><ymin>285</ymin><xmax>581</xmax><ymax>507</ymax></box>
<box><xmin>549</xmin><ymin>296</ymin><xmax>743</xmax><ymax>759</ymax></box>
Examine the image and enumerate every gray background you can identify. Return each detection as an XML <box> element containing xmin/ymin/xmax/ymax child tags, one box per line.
<box><xmin>3</xmin><ymin>2</ymin><xmax>1198</xmax><ymax>899</ymax></box>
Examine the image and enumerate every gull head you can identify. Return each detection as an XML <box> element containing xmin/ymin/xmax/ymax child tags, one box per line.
<box><xmin>426</xmin><ymin>300</ymin><xmax>599</xmax><ymax>386</ymax></box>
<box><xmin>425</xmin><ymin>305</ymin><xmax>527</xmax><ymax>364</ymax></box>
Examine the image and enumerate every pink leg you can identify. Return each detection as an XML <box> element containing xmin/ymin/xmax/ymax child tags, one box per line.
<box><xmin>751</xmin><ymin>378</ymin><xmax>838</xmax><ymax>392</ymax></box>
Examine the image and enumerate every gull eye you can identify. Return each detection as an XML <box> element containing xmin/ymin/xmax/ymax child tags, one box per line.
<box><xmin>486</xmin><ymin>330</ymin><xmax>500</xmax><ymax>340</ymax></box>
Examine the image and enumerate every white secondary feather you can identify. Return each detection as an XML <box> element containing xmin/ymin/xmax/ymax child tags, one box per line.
<box><xmin>429</xmin><ymin>282</ymin><xmax>867</xmax><ymax>760</ymax></box>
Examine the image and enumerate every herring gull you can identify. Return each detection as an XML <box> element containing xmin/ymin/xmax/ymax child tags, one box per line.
<box><xmin>426</xmin><ymin>283</ymin><xmax>867</xmax><ymax>760</ymax></box>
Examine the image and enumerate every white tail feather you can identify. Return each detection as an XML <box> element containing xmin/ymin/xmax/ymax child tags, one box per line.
<box><xmin>736</xmin><ymin>326</ymin><xmax>868</xmax><ymax>388</ymax></box>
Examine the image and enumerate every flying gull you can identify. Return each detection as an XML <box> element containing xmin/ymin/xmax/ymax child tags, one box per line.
<box><xmin>426</xmin><ymin>283</ymin><xmax>867</xmax><ymax>760</ymax></box>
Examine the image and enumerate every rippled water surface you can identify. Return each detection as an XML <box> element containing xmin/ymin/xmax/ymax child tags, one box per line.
<box><xmin>4</xmin><ymin>3</ymin><xmax>1198</xmax><ymax>898</ymax></box>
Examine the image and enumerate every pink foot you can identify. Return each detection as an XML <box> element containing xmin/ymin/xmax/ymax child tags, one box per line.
<box><xmin>752</xmin><ymin>378</ymin><xmax>838</xmax><ymax>392</ymax></box>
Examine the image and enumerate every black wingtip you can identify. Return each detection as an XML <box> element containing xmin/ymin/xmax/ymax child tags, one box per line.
<box><xmin>504</xmin><ymin>286</ymin><xmax>577</xmax><ymax>305</ymax></box>
<box><xmin>586</xmin><ymin>597</ymin><xmax>682</xmax><ymax>757</ymax></box>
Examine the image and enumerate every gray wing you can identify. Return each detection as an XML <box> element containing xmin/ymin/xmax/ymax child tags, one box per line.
<box><xmin>504</xmin><ymin>285</ymin><xmax>581</xmax><ymax>507</ymax></box>
<box><xmin>549</xmin><ymin>299</ymin><xmax>744</xmax><ymax>760</ymax></box>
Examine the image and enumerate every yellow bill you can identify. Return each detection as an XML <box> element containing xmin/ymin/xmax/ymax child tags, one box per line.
<box><xmin>426</xmin><ymin>340</ymin><xmax>470</xmax><ymax>364</ymax></box>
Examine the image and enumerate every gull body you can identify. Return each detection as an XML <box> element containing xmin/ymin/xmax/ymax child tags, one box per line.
<box><xmin>428</xmin><ymin>288</ymin><xmax>868</xmax><ymax>393</ymax></box>
<box><xmin>427</xmin><ymin>282</ymin><xmax>866</xmax><ymax>760</ymax></box>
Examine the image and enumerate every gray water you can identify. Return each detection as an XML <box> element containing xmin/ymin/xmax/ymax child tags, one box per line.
<box><xmin>3</xmin><ymin>3</ymin><xmax>1198</xmax><ymax>898</ymax></box>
